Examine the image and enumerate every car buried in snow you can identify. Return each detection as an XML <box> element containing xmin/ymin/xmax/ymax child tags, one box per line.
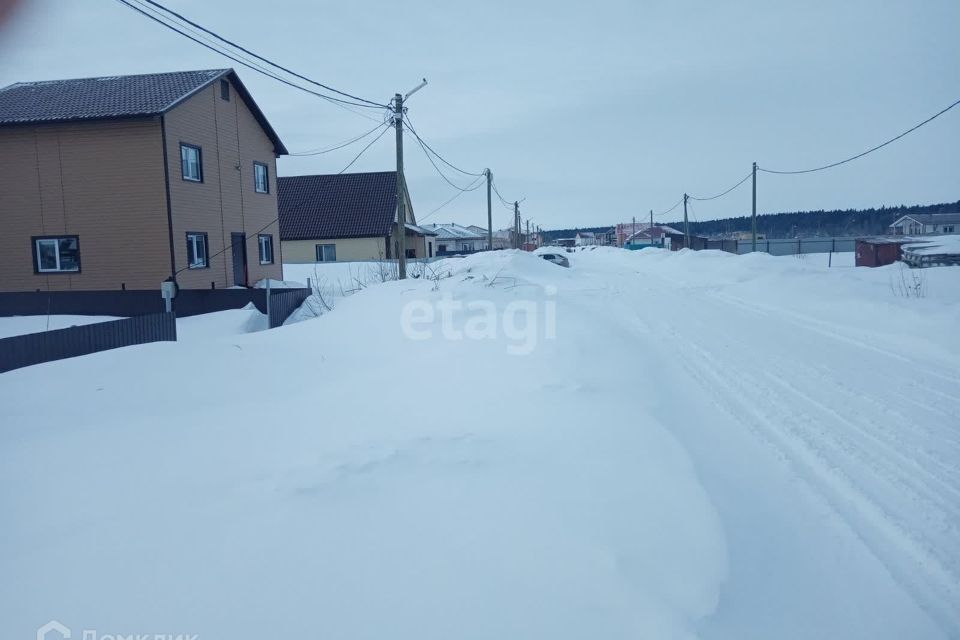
<box><xmin>539</xmin><ymin>252</ymin><xmax>570</xmax><ymax>267</ymax></box>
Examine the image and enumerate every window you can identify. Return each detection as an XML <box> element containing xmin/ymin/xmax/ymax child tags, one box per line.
<box><xmin>315</xmin><ymin>244</ymin><xmax>336</xmax><ymax>262</ymax></box>
<box><xmin>33</xmin><ymin>236</ymin><xmax>79</xmax><ymax>273</ymax></box>
<box><xmin>945</xmin><ymin>225</ymin><xmax>955</xmax><ymax>233</ymax></box>
<box><xmin>253</xmin><ymin>162</ymin><xmax>269</xmax><ymax>194</ymax></box>
<box><xmin>258</xmin><ymin>234</ymin><xmax>274</xmax><ymax>264</ymax></box>
<box><xmin>220</xmin><ymin>79</ymin><xmax>230</xmax><ymax>101</ymax></box>
<box><xmin>180</xmin><ymin>143</ymin><xmax>202</xmax><ymax>182</ymax></box>
<box><xmin>186</xmin><ymin>232</ymin><xmax>208</xmax><ymax>269</ymax></box>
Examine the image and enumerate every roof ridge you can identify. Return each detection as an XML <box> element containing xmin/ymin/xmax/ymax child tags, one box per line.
<box><xmin>0</xmin><ymin>68</ymin><xmax>230</xmax><ymax>91</ymax></box>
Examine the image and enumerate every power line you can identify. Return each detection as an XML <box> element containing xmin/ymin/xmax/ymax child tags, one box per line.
<box><xmin>653</xmin><ymin>196</ymin><xmax>684</xmax><ymax>218</ymax></box>
<box><xmin>688</xmin><ymin>171</ymin><xmax>752</xmax><ymax>201</ymax></box>
<box><xmin>418</xmin><ymin>174</ymin><xmax>487</xmax><ymax>223</ymax></box>
<box><xmin>115</xmin><ymin>0</ymin><xmax>387</xmax><ymax>114</ymax></box>
<box><xmin>759</xmin><ymin>96</ymin><xmax>960</xmax><ymax>175</ymax></box>
<box><xmin>136</xmin><ymin>0</ymin><xmax>387</xmax><ymax>108</ymax></box>
<box><xmin>403</xmin><ymin>115</ymin><xmax>487</xmax><ymax>177</ymax></box>
<box><xmin>289</xmin><ymin>122</ymin><xmax>389</xmax><ymax>156</ymax></box>
<box><xmin>408</xmin><ymin>126</ymin><xmax>486</xmax><ymax>192</ymax></box>
<box><xmin>172</xmin><ymin>123</ymin><xmax>390</xmax><ymax>279</ymax></box>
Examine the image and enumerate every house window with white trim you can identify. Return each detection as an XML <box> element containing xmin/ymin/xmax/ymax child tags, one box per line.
<box><xmin>180</xmin><ymin>143</ymin><xmax>202</xmax><ymax>182</ymax></box>
<box><xmin>258</xmin><ymin>234</ymin><xmax>274</xmax><ymax>264</ymax></box>
<box><xmin>186</xmin><ymin>232</ymin><xmax>208</xmax><ymax>269</ymax></box>
<box><xmin>254</xmin><ymin>162</ymin><xmax>269</xmax><ymax>194</ymax></box>
<box><xmin>315</xmin><ymin>244</ymin><xmax>336</xmax><ymax>262</ymax></box>
<box><xmin>33</xmin><ymin>236</ymin><xmax>80</xmax><ymax>273</ymax></box>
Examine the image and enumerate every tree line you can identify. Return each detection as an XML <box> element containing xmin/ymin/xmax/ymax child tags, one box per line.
<box><xmin>542</xmin><ymin>200</ymin><xmax>959</xmax><ymax>241</ymax></box>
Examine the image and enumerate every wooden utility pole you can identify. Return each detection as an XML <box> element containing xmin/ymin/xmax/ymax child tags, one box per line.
<box><xmin>751</xmin><ymin>161</ymin><xmax>758</xmax><ymax>252</ymax></box>
<box><xmin>486</xmin><ymin>169</ymin><xmax>493</xmax><ymax>251</ymax></box>
<box><xmin>649</xmin><ymin>209</ymin><xmax>653</xmax><ymax>229</ymax></box>
<box><xmin>526</xmin><ymin>219</ymin><xmax>530</xmax><ymax>250</ymax></box>
<box><xmin>514</xmin><ymin>201</ymin><xmax>520</xmax><ymax>249</ymax></box>
<box><xmin>683</xmin><ymin>193</ymin><xmax>690</xmax><ymax>249</ymax></box>
<box><xmin>393</xmin><ymin>93</ymin><xmax>407</xmax><ymax>279</ymax></box>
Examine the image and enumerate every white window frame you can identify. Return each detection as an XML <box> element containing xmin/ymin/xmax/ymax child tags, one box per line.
<box><xmin>258</xmin><ymin>234</ymin><xmax>274</xmax><ymax>264</ymax></box>
<box><xmin>180</xmin><ymin>143</ymin><xmax>202</xmax><ymax>182</ymax></box>
<box><xmin>34</xmin><ymin>236</ymin><xmax>80</xmax><ymax>273</ymax></box>
<box><xmin>186</xmin><ymin>232</ymin><xmax>208</xmax><ymax>269</ymax></box>
<box><xmin>253</xmin><ymin>162</ymin><xmax>269</xmax><ymax>194</ymax></box>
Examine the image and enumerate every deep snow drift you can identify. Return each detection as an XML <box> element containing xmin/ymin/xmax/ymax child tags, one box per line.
<box><xmin>1</xmin><ymin>249</ymin><xmax>958</xmax><ymax>639</ymax></box>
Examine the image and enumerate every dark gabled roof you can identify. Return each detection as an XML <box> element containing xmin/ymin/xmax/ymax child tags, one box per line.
<box><xmin>0</xmin><ymin>68</ymin><xmax>287</xmax><ymax>154</ymax></box>
<box><xmin>278</xmin><ymin>172</ymin><xmax>399</xmax><ymax>240</ymax></box>
<box><xmin>891</xmin><ymin>213</ymin><xmax>960</xmax><ymax>225</ymax></box>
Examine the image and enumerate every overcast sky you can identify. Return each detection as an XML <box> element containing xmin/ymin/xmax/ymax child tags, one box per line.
<box><xmin>1</xmin><ymin>0</ymin><xmax>957</xmax><ymax>229</ymax></box>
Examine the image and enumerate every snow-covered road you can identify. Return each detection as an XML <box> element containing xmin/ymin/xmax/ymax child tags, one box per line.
<box><xmin>1</xmin><ymin>248</ymin><xmax>957</xmax><ymax>639</ymax></box>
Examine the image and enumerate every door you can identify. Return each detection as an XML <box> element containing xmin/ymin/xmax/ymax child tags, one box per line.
<box><xmin>231</xmin><ymin>232</ymin><xmax>248</xmax><ymax>287</ymax></box>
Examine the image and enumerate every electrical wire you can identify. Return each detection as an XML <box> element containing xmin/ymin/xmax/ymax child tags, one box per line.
<box><xmin>135</xmin><ymin>0</ymin><xmax>387</xmax><ymax>108</ymax></box>
<box><xmin>408</xmin><ymin>126</ymin><xmax>486</xmax><ymax>192</ymax></box>
<box><xmin>418</xmin><ymin>174</ymin><xmax>487</xmax><ymax>223</ymax></box>
<box><xmin>759</xmin><ymin>96</ymin><xmax>960</xmax><ymax>175</ymax></box>
<box><xmin>688</xmin><ymin>171</ymin><xmax>752</xmax><ymax>201</ymax></box>
<box><xmin>653</xmin><ymin>196</ymin><xmax>685</xmax><ymax>218</ymax></box>
<box><xmin>403</xmin><ymin>115</ymin><xmax>487</xmax><ymax>177</ymax></box>
<box><xmin>171</xmin><ymin>123</ymin><xmax>391</xmax><ymax>278</ymax></box>
<box><xmin>115</xmin><ymin>0</ymin><xmax>387</xmax><ymax>114</ymax></box>
<box><xmin>289</xmin><ymin>122</ymin><xmax>388</xmax><ymax>156</ymax></box>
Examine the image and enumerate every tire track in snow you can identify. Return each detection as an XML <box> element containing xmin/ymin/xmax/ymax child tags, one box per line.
<box><xmin>643</xmin><ymin>302</ymin><xmax>960</xmax><ymax>635</ymax></box>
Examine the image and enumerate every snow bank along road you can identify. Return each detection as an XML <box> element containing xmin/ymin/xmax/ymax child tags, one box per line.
<box><xmin>1</xmin><ymin>248</ymin><xmax>958</xmax><ymax>639</ymax></box>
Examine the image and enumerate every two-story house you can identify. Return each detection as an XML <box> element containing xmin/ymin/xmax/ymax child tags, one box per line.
<box><xmin>0</xmin><ymin>68</ymin><xmax>287</xmax><ymax>292</ymax></box>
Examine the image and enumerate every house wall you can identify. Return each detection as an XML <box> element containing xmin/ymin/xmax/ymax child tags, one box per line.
<box><xmin>163</xmin><ymin>78</ymin><xmax>282</xmax><ymax>289</ymax></box>
<box><xmin>0</xmin><ymin>119</ymin><xmax>170</xmax><ymax>291</ymax></box>
<box><xmin>282</xmin><ymin>237</ymin><xmax>388</xmax><ymax>263</ymax></box>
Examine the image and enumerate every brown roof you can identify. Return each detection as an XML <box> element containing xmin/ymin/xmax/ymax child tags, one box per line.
<box><xmin>0</xmin><ymin>68</ymin><xmax>287</xmax><ymax>154</ymax></box>
<box><xmin>278</xmin><ymin>172</ymin><xmax>400</xmax><ymax>240</ymax></box>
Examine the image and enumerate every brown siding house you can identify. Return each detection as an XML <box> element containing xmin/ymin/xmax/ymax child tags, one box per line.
<box><xmin>0</xmin><ymin>69</ymin><xmax>287</xmax><ymax>292</ymax></box>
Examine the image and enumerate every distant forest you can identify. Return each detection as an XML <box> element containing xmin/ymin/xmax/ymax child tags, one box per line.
<box><xmin>542</xmin><ymin>200</ymin><xmax>960</xmax><ymax>240</ymax></box>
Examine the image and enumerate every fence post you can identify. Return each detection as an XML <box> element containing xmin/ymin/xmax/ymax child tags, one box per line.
<box><xmin>266</xmin><ymin>279</ymin><xmax>272</xmax><ymax>327</ymax></box>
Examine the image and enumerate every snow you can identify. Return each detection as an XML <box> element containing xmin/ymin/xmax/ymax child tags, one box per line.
<box><xmin>2</xmin><ymin>248</ymin><xmax>959</xmax><ymax>639</ymax></box>
<box><xmin>906</xmin><ymin>234</ymin><xmax>960</xmax><ymax>255</ymax></box>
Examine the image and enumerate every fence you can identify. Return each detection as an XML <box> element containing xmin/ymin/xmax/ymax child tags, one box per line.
<box><xmin>0</xmin><ymin>287</ymin><xmax>311</xmax><ymax>320</ymax></box>
<box><xmin>268</xmin><ymin>288</ymin><xmax>312</xmax><ymax>329</ymax></box>
<box><xmin>0</xmin><ymin>312</ymin><xmax>176</xmax><ymax>373</ymax></box>
<box><xmin>734</xmin><ymin>237</ymin><xmax>857</xmax><ymax>256</ymax></box>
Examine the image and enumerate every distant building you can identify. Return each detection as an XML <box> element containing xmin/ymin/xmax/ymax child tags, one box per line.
<box><xmin>575</xmin><ymin>231</ymin><xmax>597</xmax><ymax>246</ymax></box>
<box><xmin>888</xmin><ymin>213</ymin><xmax>960</xmax><ymax>236</ymax></box>
<box><xmin>422</xmin><ymin>223</ymin><xmax>487</xmax><ymax>254</ymax></box>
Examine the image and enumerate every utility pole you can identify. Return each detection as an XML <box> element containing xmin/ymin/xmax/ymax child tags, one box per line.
<box><xmin>514</xmin><ymin>201</ymin><xmax>520</xmax><ymax>249</ymax></box>
<box><xmin>526</xmin><ymin>219</ymin><xmax>530</xmax><ymax>250</ymax></box>
<box><xmin>683</xmin><ymin>193</ymin><xmax>690</xmax><ymax>249</ymax></box>
<box><xmin>486</xmin><ymin>169</ymin><xmax>493</xmax><ymax>251</ymax></box>
<box><xmin>393</xmin><ymin>92</ymin><xmax>407</xmax><ymax>279</ymax></box>
<box><xmin>751</xmin><ymin>161</ymin><xmax>758</xmax><ymax>253</ymax></box>
<box><xmin>649</xmin><ymin>209</ymin><xmax>653</xmax><ymax>229</ymax></box>
<box><xmin>392</xmin><ymin>79</ymin><xmax>427</xmax><ymax>280</ymax></box>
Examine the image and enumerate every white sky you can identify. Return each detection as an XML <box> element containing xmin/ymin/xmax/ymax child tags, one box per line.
<box><xmin>1</xmin><ymin>0</ymin><xmax>957</xmax><ymax>229</ymax></box>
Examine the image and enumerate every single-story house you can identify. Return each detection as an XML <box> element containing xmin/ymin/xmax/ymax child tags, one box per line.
<box><xmin>575</xmin><ymin>231</ymin><xmax>597</xmax><ymax>246</ymax></box>
<box><xmin>625</xmin><ymin>225</ymin><xmax>683</xmax><ymax>250</ymax></box>
<box><xmin>278</xmin><ymin>171</ymin><xmax>436</xmax><ymax>263</ymax></box>
<box><xmin>888</xmin><ymin>213</ymin><xmax>960</xmax><ymax>236</ymax></box>
<box><xmin>0</xmin><ymin>68</ymin><xmax>286</xmax><ymax>291</ymax></box>
<box><xmin>422</xmin><ymin>223</ymin><xmax>487</xmax><ymax>254</ymax></box>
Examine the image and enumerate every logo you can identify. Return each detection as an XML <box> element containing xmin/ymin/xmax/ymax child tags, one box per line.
<box><xmin>37</xmin><ymin>621</ymin><xmax>70</xmax><ymax>640</ymax></box>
